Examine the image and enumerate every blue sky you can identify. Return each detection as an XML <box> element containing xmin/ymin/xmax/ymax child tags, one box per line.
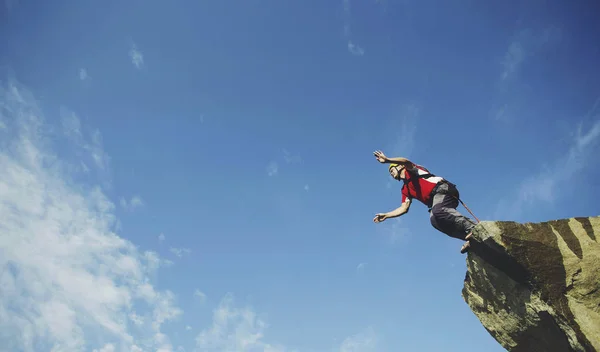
<box><xmin>1</xmin><ymin>0</ymin><xmax>600</xmax><ymax>351</ymax></box>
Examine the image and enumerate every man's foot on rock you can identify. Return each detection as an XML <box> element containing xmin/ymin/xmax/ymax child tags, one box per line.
<box><xmin>460</xmin><ymin>241</ymin><xmax>471</xmax><ymax>254</ymax></box>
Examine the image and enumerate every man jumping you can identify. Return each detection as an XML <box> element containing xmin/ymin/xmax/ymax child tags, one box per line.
<box><xmin>372</xmin><ymin>150</ymin><xmax>476</xmax><ymax>253</ymax></box>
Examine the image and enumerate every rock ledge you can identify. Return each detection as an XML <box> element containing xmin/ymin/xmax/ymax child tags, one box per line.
<box><xmin>462</xmin><ymin>216</ymin><xmax>600</xmax><ymax>352</ymax></box>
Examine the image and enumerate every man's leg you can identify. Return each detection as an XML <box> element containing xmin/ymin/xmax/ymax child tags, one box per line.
<box><xmin>429</xmin><ymin>184</ymin><xmax>476</xmax><ymax>241</ymax></box>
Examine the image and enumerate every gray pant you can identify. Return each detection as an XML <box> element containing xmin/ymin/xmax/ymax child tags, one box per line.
<box><xmin>429</xmin><ymin>183</ymin><xmax>476</xmax><ymax>241</ymax></box>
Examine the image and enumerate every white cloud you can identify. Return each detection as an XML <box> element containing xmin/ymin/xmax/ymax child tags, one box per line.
<box><xmin>383</xmin><ymin>103</ymin><xmax>419</xmax><ymax>188</ymax></box>
<box><xmin>143</xmin><ymin>250</ymin><xmax>173</xmax><ymax>272</ymax></box>
<box><xmin>0</xmin><ymin>78</ymin><xmax>181</xmax><ymax>352</ymax></box>
<box><xmin>379</xmin><ymin>219</ymin><xmax>411</xmax><ymax>244</ymax></box>
<box><xmin>129</xmin><ymin>312</ymin><xmax>145</xmax><ymax>326</ymax></box>
<box><xmin>79</xmin><ymin>68</ymin><xmax>88</xmax><ymax>81</ymax></box>
<box><xmin>356</xmin><ymin>263</ymin><xmax>367</xmax><ymax>273</ymax></box>
<box><xmin>169</xmin><ymin>247</ymin><xmax>191</xmax><ymax>258</ymax></box>
<box><xmin>194</xmin><ymin>289</ymin><xmax>207</xmax><ymax>303</ymax></box>
<box><xmin>129</xmin><ymin>43</ymin><xmax>144</xmax><ymax>69</ymax></box>
<box><xmin>131</xmin><ymin>195</ymin><xmax>144</xmax><ymax>208</ymax></box>
<box><xmin>93</xmin><ymin>343</ymin><xmax>116</xmax><ymax>352</ymax></box>
<box><xmin>342</xmin><ymin>0</ymin><xmax>365</xmax><ymax>56</ymax></box>
<box><xmin>159</xmin><ymin>233</ymin><xmax>166</xmax><ymax>242</ymax></box>
<box><xmin>282</xmin><ymin>149</ymin><xmax>302</xmax><ymax>164</ymax></box>
<box><xmin>267</xmin><ymin>149</ymin><xmax>302</xmax><ymax>178</ymax></box>
<box><xmin>388</xmin><ymin>104</ymin><xmax>419</xmax><ymax>158</ymax></box>
<box><xmin>195</xmin><ymin>293</ymin><xmax>287</xmax><ymax>352</ymax></box>
<box><xmin>492</xmin><ymin>103</ymin><xmax>508</xmax><ymax>122</ymax></box>
<box><xmin>61</xmin><ymin>108</ymin><xmax>82</xmax><ymax>137</ymax></box>
<box><xmin>60</xmin><ymin>107</ymin><xmax>110</xmax><ymax>172</ymax></box>
<box><xmin>495</xmin><ymin>97</ymin><xmax>600</xmax><ymax>218</ymax></box>
<box><xmin>120</xmin><ymin>195</ymin><xmax>145</xmax><ymax>211</ymax></box>
<box><xmin>266</xmin><ymin>161</ymin><xmax>278</xmax><ymax>176</ymax></box>
<box><xmin>304</xmin><ymin>184</ymin><xmax>310</xmax><ymax>191</ymax></box>
<box><xmin>500</xmin><ymin>27</ymin><xmax>561</xmax><ymax>82</ymax></box>
<box><xmin>347</xmin><ymin>41</ymin><xmax>364</xmax><ymax>56</ymax></box>
<box><xmin>89</xmin><ymin>129</ymin><xmax>110</xmax><ymax>170</ymax></box>
<box><xmin>492</xmin><ymin>26</ymin><xmax>562</xmax><ymax>122</ymax></box>
<box><xmin>338</xmin><ymin>327</ymin><xmax>378</xmax><ymax>352</ymax></box>
<box><xmin>500</xmin><ymin>40</ymin><xmax>525</xmax><ymax>82</ymax></box>
<box><xmin>194</xmin><ymin>294</ymin><xmax>379</xmax><ymax>352</ymax></box>
<box><xmin>343</xmin><ymin>0</ymin><xmax>351</xmax><ymax>36</ymax></box>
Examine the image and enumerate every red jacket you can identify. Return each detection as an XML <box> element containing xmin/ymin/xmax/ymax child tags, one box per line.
<box><xmin>401</xmin><ymin>165</ymin><xmax>445</xmax><ymax>206</ymax></box>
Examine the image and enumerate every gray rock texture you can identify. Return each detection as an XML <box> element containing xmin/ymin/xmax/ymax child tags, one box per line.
<box><xmin>462</xmin><ymin>216</ymin><xmax>600</xmax><ymax>352</ymax></box>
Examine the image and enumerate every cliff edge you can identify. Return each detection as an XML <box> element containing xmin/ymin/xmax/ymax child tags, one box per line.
<box><xmin>462</xmin><ymin>216</ymin><xmax>600</xmax><ymax>352</ymax></box>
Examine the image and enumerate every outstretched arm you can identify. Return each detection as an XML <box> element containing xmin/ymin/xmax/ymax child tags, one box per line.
<box><xmin>386</xmin><ymin>156</ymin><xmax>414</xmax><ymax>167</ymax></box>
<box><xmin>373</xmin><ymin>150</ymin><xmax>414</xmax><ymax>167</ymax></box>
<box><xmin>387</xmin><ymin>198</ymin><xmax>412</xmax><ymax>218</ymax></box>
<box><xmin>374</xmin><ymin>198</ymin><xmax>412</xmax><ymax>222</ymax></box>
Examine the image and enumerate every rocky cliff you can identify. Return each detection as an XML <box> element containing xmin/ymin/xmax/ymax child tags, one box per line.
<box><xmin>462</xmin><ymin>216</ymin><xmax>600</xmax><ymax>352</ymax></box>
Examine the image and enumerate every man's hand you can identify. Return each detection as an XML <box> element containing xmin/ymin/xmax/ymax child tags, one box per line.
<box><xmin>375</xmin><ymin>151</ymin><xmax>414</xmax><ymax>168</ymax></box>
<box><xmin>373</xmin><ymin>213</ymin><xmax>388</xmax><ymax>223</ymax></box>
<box><xmin>374</xmin><ymin>200</ymin><xmax>411</xmax><ymax>223</ymax></box>
<box><xmin>373</xmin><ymin>150</ymin><xmax>389</xmax><ymax>163</ymax></box>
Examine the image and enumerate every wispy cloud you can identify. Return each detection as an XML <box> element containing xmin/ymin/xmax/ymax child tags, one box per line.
<box><xmin>61</xmin><ymin>107</ymin><xmax>82</xmax><ymax>136</ymax></box>
<box><xmin>79</xmin><ymin>68</ymin><xmax>88</xmax><ymax>81</ymax></box>
<box><xmin>500</xmin><ymin>27</ymin><xmax>562</xmax><ymax>82</ymax></box>
<box><xmin>129</xmin><ymin>312</ymin><xmax>145</xmax><ymax>327</ymax></box>
<box><xmin>356</xmin><ymin>262</ymin><xmax>367</xmax><ymax>273</ymax></box>
<box><xmin>379</xmin><ymin>219</ymin><xmax>411</xmax><ymax>244</ymax></box>
<box><xmin>388</xmin><ymin>104</ymin><xmax>419</xmax><ymax>158</ymax></box>
<box><xmin>129</xmin><ymin>43</ymin><xmax>144</xmax><ymax>69</ymax></box>
<box><xmin>342</xmin><ymin>0</ymin><xmax>365</xmax><ymax>56</ymax></box>
<box><xmin>158</xmin><ymin>233</ymin><xmax>166</xmax><ymax>242</ymax></box>
<box><xmin>492</xmin><ymin>26</ymin><xmax>562</xmax><ymax>122</ymax></box>
<box><xmin>282</xmin><ymin>149</ymin><xmax>302</xmax><ymax>164</ymax></box>
<box><xmin>339</xmin><ymin>327</ymin><xmax>378</xmax><ymax>352</ymax></box>
<box><xmin>347</xmin><ymin>41</ymin><xmax>365</xmax><ymax>56</ymax></box>
<box><xmin>383</xmin><ymin>103</ymin><xmax>419</xmax><ymax>188</ymax></box>
<box><xmin>194</xmin><ymin>289</ymin><xmax>207</xmax><ymax>304</ymax></box>
<box><xmin>195</xmin><ymin>293</ymin><xmax>287</xmax><ymax>352</ymax></box>
<box><xmin>0</xmin><ymin>78</ymin><xmax>180</xmax><ymax>351</ymax></box>
<box><xmin>89</xmin><ymin>129</ymin><xmax>110</xmax><ymax>170</ymax></box>
<box><xmin>266</xmin><ymin>160</ymin><xmax>278</xmax><ymax>177</ymax></box>
<box><xmin>120</xmin><ymin>195</ymin><xmax>145</xmax><ymax>211</ymax></box>
<box><xmin>169</xmin><ymin>247</ymin><xmax>191</xmax><ymax>258</ymax></box>
<box><xmin>193</xmin><ymin>292</ymin><xmax>379</xmax><ymax>352</ymax></box>
<box><xmin>267</xmin><ymin>149</ymin><xmax>303</xmax><ymax>177</ymax></box>
<box><xmin>60</xmin><ymin>107</ymin><xmax>110</xmax><ymax>172</ymax></box>
<box><xmin>500</xmin><ymin>38</ymin><xmax>526</xmax><ymax>82</ymax></box>
<box><xmin>494</xmin><ymin>96</ymin><xmax>600</xmax><ymax>219</ymax></box>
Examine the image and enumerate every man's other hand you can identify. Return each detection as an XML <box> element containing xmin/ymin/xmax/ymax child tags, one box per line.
<box><xmin>373</xmin><ymin>213</ymin><xmax>388</xmax><ymax>223</ymax></box>
<box><xmin>373</xmin><ymin>150</ymin><xmax>388</xmax><ymax>163</ymax></box>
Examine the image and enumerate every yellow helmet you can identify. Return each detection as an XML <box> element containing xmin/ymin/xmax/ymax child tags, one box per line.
<box><xmin>388</xmin><ymin>163</ymin><xmax>400</xmax><ymax>172</ymax></box>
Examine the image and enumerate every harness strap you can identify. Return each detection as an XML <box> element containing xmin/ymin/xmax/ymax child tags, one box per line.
<box><xmin>422</xmin><ymin>175</ymin><xmax>481</xmax><ymax>224</ymax></box>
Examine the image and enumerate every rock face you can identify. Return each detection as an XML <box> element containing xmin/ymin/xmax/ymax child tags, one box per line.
<box><xmin>462</xmin><ymin>216</ymin><xmax>600</xmax><ymax>352</ymax></box>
